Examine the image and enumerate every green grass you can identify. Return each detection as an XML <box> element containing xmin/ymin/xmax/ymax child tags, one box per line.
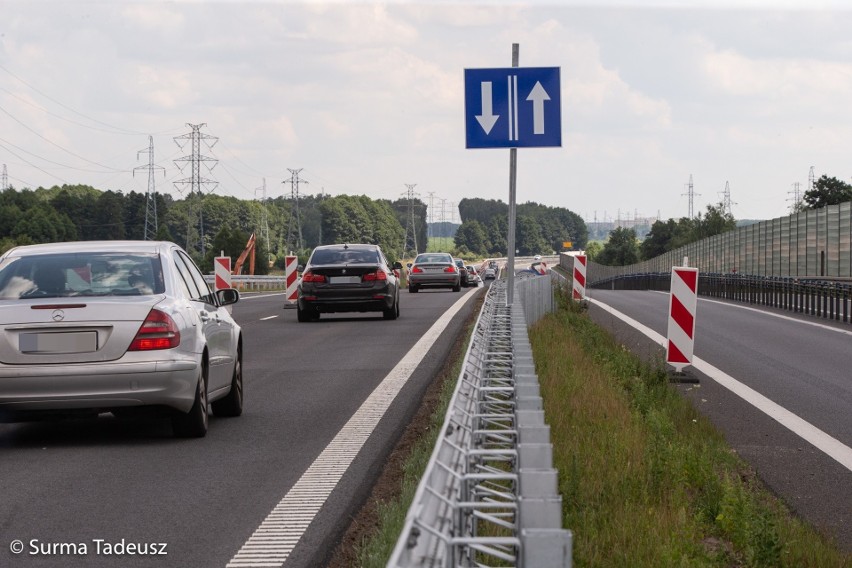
<box><xmin>426</xmin><ymin>237</ymin><xmax>454</xmax><ymax>253</ymax></box>
<box><xmin>348</xmin><ymin>290</ymin><xmax>852</xmax><ymax>567</ymax></box>
<box><xmin>530</xmin><ymin>292</ymin><xmax>850</xmax><ymax>567</ymax></box>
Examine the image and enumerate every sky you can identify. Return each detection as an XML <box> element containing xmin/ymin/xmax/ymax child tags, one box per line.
<box><xmin>2</xmin><ymin>0</ymin><xmax>851</xmax><ymax>226</ymax></box>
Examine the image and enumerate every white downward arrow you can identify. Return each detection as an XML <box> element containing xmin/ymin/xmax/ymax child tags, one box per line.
<box><xmin>476</xmin><ymin>81</ymin><xmax>499</xmax><ymax>135</ymax></box>
<box><xmin>526</xmin><ymin>81</ymin><xmax>551</xmax><ymax>135</ymax></box>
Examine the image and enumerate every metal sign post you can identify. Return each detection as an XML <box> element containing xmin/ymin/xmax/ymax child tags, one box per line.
<box><xmin>507</xmin><ymin>44</ymin><xmax>518</xmax><ymax>306</ymax></box>
<box><xmin>464</xmin><ymin>45</ymin><xmax>561</xmax><ymax>306</ymax></box>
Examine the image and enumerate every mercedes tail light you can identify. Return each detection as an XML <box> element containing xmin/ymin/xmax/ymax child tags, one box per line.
<box><xmin>444</xmin><ymin>266</ymin><xmax>457</xmax><ymax>273</ymax></box>
<box><xmin>411</xmin><ymin>266</ymin><xmax>424</xmax><ymax>274</ymax></box>
<box><xmin>129</xmin><ymin>308</ymin><xmax>180</xmax><ymax>351</ymax></box>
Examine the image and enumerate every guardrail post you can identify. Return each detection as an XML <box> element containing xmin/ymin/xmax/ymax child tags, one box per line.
<box><xmin>521</xmin><ymin>529</ymin><xmax>573</xmax><ymax>567</ymax></box>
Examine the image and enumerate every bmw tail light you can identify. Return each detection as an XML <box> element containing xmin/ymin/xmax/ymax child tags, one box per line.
<box><xmin>444</xmin><ymin>266</ymin><xmax>457</xmax><ymax>273</ymax></box>
<box><xmin>301</xmin><ymin>271</ymin><xmax>327</xmax><ymax>283</ymax></box>
<box><xmin>129</xmin><ymin>308</ymin><xmax>180</xmax><ymax>351</ymax></box>
<box><xmin>411</xmin><ymin>266</ymin><xmax>424</xmax><ymax>274</ymax></box>
<box><xmin>362</xmin><ymin>270</ymin><xmax>387</xmax><ymax>282</ymax></box>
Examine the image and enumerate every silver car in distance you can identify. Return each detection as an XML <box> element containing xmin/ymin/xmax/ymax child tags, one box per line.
<box><xmin>0</xmin><ymin>241</ymin><xmax>243</xmax><ymax>438</ymax></box>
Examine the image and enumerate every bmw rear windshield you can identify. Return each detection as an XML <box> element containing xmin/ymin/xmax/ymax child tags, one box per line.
<box><xmin>309</xmin><ymin>248</ymin><xmax>379</xmax><ymax>265</ymax></box>
<box><xmin>0</xmin><ymin>253</ymin><xmax>164</xmax><ymax>299</ymax></box>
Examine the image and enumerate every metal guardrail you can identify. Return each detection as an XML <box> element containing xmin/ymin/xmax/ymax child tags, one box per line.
<box><xmin>571</xmin><ymin>260</ymin><xmax>852</xmax><ymax>325</ymax></box>
<box><xmin>388</xmin><ymin>275</ymin><xmax>571</xmax><ymax>567</ymax></box>
<box><xmin>204</xmin><ymin>274</ymin><xmax>285</xmax><ymax>291</ymax></box>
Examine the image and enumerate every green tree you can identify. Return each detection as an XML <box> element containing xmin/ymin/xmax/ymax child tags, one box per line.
<box><xmin>697</xmin><ymin>202</ymin><xmax>736</xmax><ymax>239</ymax></box>
<box><xmin>515</xmin><ymin>215</ymin><xmax>549</xmax><ymax>256</ymax></box>
<box><xmin>802</xmin><ymin>175</ymin><xmax>852</xmax><ymax>209</ymax></box>
<box><xmin>641</xmin><ymin>219</ymin><xmax>678</xmax><ymax>260</ymax></box>
<box><xmin>454</xmin><ymin>220</ymin><xmax>488</xmax><ymax>256</ymax></box>
<box><xmin>584</xmin><ymin>241</ymin><xmax>603</xmax><ymax>261</ymax></box>
<box><xmin>597</xmin><ymin>227</ymin><xmax>639</xmax><ymax>266</ymax></box>
<box><xmin>485</xmin><ymin>216</ymin><xmax>507</xmax><ymax>256</ymax></box>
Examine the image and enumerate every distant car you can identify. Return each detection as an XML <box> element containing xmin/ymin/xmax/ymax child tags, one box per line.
<box><xmin>296</xmin><ymin>243</ymin><xmax>402</xmax><ymax>321</ymax></box>
<box><xmin>466</xmin><ymin>266</ymin><xmax>481</xmax><ymax>285</ymax></box>
<box><xmin>534</xmin><ymin>254</ymin><xmax>542</xmax><ymax>261</ymax></box>
<box><xmin>454</xmin><ymin>258</ymin><xmax>471</xmax><ymax>287</ymax></box>
<box><xmin>0</xmin><ymin>240</ymin><xmax>243</xmax><ymax>438</ymax></box>
<box><xmin>408</xmin><ymin>253</ymin><xmax>460</xmax><ymax>293</ymax></box>
<box><xmin>483</xmin><ymin>267</ymin><xmax>497</xmax><ymax>280</ymax></box>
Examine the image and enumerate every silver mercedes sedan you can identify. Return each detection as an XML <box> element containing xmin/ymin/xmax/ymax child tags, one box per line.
<box><xmin>0</xmin><ymin>240</ymin><xmax>243</xmax><ymax>438</ymax></box>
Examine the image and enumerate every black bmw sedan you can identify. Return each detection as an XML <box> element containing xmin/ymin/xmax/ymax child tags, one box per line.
<box><xmin>296</xmin><ymin>243</ymin><xmax>403</xmax><ymax>322</ymax></box>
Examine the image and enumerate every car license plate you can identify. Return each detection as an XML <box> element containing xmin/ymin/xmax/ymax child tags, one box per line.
<box><xmin>329</xmin><ymin>276</ymin><xmax>361</xmax><ymax>284</ymax></box>
<box><xmin>20</xmin><ymin>331</ymin><xmax>98</xmax><ymax>353</ymax></box>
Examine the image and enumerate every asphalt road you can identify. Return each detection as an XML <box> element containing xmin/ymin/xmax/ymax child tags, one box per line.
<box><xmin>0</xmin><ymin>284</ymin><xmax>484</xmax><ymax>568</ymax></box>
<box><xmin>586</xmin><ymin>289</ymin><xmax>852</xmax><ymax>552</ymax></box>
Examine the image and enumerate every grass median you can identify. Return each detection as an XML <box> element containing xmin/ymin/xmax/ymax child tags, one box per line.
<box><xmin>344</xmin><ymin>290</ymin><xmax>850</xmax><ymax>567</ymax></box>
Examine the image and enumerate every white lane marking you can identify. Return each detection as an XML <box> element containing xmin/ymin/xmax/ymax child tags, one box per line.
<box><xmin>259</xmin><ymin>315</ymin><xmax>278</xmax><ymax>321</ymax></box>
<box><xmin>238</xmin><ymin>292</ymin><xmax>287</xmax><ymax>299</ymax></box>
<box><xmin>226</xmin><ymin>289</ymin><xmax>479</xmax><ymax>567</ymax></box>
<box><xmin>589</xmin><ymin>297</ymin><xmax>852</xmax><ymax>473</ymax></box>
<box><xmin>648</xmin><ymin>290</ymin><xmax>852</xmax><ymax>337</ymax></box>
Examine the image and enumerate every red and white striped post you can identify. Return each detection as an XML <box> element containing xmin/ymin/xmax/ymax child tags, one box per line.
<box><xmin>666</xmin><ymin>266</ymin><xmax>698</xmax><ymax>373</ymax></box>
<box><xmin>572</xmin><ymin>254</ymin><xmax>587</xmax><ymax>300</ymax></box>
<box><xmin>285</xmin><ymin>256</ymin><xmax>298</xmax><ymax>305</ymax></box>
<box><xmin>214</xmin><ymin>256</ymin><xmax>232</xmax><ymax>291</ymax></box>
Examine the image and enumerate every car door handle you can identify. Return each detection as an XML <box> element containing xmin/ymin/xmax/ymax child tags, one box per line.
<box><xmin>199</xmin><ymin>312</ymin><xmax>210</xmax><ymax>322</ymax></box>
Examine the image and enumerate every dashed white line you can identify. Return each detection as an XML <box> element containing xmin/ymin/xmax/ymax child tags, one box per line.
<box><xmin>226</xmin><ymin>289</ymin><xmax>478</xmax><ymax>567</ymax></box>
<box><xmin>259</xmin><ymin>315</ymin><xmax>278</xmax><ymax>321</ymax></box>
<box><xmin>589</xmin><ymin>296</ymin><xmax>852</xmax><ymax>473</ymax></box>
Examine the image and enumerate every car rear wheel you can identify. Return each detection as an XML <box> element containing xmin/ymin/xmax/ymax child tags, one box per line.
<box><xmin>452</xmin><ymin>283</ymin><xmax>461</xmax><ymax>292</ymax></box>
<box><xmin>383</xmin><ymin>296</ymin><xmax>399</xmax><ymax>320</ymax></box>
<box><xmin>212</xmin><ymin>348</ymin><xmax>243</xmax><ymax>417</ymax></box>
<box><xmin>297</xmin><ymin>303</ymin><xmax>319</xmax><ymax>322</ymax></box>
<box><xmin>408</xmin><ymin>285</ymin><xmax>418</xmax><ymax>293</ymax></box>
<box><xmin>172</xmin><ymin>363</ymin><xmax>208</xmax><ymax>438</ymax></box>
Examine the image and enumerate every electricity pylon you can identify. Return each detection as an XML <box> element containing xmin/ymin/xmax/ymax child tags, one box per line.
<box><xmin>133</xmin><ymin>135</ymin><xmax>165</xmax><ymax>240</ymax></box>
<box><xmin>174</xmin><ymin>123</ymin><xmax>218</xmax><ymax>256</ymax></box>
<box><xmin>283</xmin><ymin>168</ymin><xmax>307</xmax><ymax>254</ymax></box>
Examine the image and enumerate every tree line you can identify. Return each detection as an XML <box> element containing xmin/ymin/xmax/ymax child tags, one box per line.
<box><xmin>453</xmin><ymin>198</ymin><xmax>588</xmax><ymax>256</ymax></box>
<box><xmin>0</xmin><ymin>184</ymin><xmax>432</xmax><ymax>272</ymax></box>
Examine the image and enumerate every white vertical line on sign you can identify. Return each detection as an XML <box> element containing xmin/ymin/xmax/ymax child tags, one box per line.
<box><xmin>507</xmin><ymin>75</ymin><xmax>514</xmax><ymax>141</ymax></box>
<box><xmin>512</xmin><ymin>75</ymin><xmax>519</xmax><ymax>141</ymax></box>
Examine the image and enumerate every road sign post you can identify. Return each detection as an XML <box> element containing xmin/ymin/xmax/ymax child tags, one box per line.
<box><xmin>464</xmin><ymin>45</ymin><xmax>561</xmax><ymax>306</ymax></box>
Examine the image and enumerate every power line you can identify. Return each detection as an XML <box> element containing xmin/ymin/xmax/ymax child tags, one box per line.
<box><xmin>0</xmin><ymin>105</ymin><xmax>128</xmax><ymax>173</ymax></box>
<box><xmin>0</xmin><ymin>63</ymin><xmax>152</xmax><ymax>136</ymax></box>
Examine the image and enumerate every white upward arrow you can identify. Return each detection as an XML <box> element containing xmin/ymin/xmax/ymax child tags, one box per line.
<box><xmin>476</xmin><ymin>81</ymin><xmax>499</xmax><ymax>135</ymax></box>
<box><xmin>526</xmin><ymin>81</ymin><xmax>551</xmax><ymax>135</ymax></box>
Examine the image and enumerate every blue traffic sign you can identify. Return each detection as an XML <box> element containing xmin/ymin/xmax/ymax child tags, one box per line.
<box><xmin>464</xmin><ymin>67</ymin><xmax>561</xmax><ymax>149</ymax></box>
